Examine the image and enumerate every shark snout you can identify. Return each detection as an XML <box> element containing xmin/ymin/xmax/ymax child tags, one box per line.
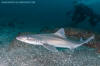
<box><xmin>16</xmin><ymin>36</ymin><xmax>21</xmax><ymax>40</ymax></box>
<box><xmin>16</xmin><ymin>36</ymin><xmax>26</xmax><ymax>41</ymax></box>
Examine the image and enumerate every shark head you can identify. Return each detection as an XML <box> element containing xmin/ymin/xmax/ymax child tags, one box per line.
<box><xmin>16</xmin><ymin>35</ymin><xmax>28</xmax><ymax>42</ymax></box>
<box><xmin>16</xmin><ymin>35</ymin><xmax>41</xmax><ymax>44</ymax></box>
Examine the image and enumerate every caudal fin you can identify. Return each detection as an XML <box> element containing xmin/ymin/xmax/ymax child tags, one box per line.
<box><xmin>74</xmin><ymin>35</ymin><xmax>95</xmax><ymax>48</ymax></box>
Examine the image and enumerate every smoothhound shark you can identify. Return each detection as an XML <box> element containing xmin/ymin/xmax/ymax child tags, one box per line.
<box><xmin>16</xmin><ymin>28</ymin><xmax>95</xmax><ymax>52</ymax></box>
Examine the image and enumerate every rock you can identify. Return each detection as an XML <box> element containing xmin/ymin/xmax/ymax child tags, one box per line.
<box><xmin>97</xmin><ymin>49</ymin><xmax>100</xmax><ymax>53</ymax></box>
<box><xmin>64</xmin><ymin>28</ymin><xmax>100</xmax><ymax>53</ymax></box>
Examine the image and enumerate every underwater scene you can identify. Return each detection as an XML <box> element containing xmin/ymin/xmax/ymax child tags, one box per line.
<box><xmin>0</xmin><ymin>0</ymin><xmax>100</xmax><ymax>66</ymax></box>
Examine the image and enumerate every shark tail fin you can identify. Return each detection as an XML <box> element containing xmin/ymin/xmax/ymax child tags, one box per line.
<box><xmin>74</xmin><ymin>35</ymin><xmax>95</xmax><ymax>49</ymax></box>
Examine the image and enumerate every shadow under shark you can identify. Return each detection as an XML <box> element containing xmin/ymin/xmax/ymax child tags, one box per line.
<box><xmin>16</xmin><ymin>28</ymin><xmax>94</xmax><ymax>52</ymax></box>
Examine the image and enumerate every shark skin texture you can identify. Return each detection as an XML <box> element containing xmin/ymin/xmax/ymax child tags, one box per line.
<box><xmin>16</xmin><ymin>28</ymin><xmax>95</xmax><ymax>52</ymax></box>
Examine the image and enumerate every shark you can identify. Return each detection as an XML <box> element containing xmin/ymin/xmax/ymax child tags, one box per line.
<box><xmin>16</xmin><ymin>28</ymin><xmax>95</xmax><ymax>52</ymax></box>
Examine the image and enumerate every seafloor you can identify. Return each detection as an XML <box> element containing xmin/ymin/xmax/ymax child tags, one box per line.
<box><xmin>0</xmin><ymin>25</ymin><xmax>100</xmax><ymax>66</ymax></box>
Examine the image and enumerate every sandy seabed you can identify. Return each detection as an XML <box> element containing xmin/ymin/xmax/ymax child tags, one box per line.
<box><xmin>0</xmin><ymin>27</ymin><xmax>100</xmax><ymax>66</ymax></box>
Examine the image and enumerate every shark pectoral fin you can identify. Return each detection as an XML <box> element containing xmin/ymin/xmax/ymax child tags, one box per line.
<box><xmin>43</xmin><ymin>43</ymin><xmax>58</xmax><ymax>52</ymax></box>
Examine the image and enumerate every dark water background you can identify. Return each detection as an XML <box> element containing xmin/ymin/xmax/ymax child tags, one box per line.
<box><xmin>0</xmin><ymin>0</ymin><xmax>100</xmax><ymax>33</ymax></box>
<box><xmin>0</xmin><ymin>0</ymin><xmax>84</xmax><ymax>31</ymax></box>
<box><xmin>0</xmin><ymin>0</ymin><xmax>100</xmax><ymax>66</ymax></box>
<box><xmin>0</xmin><ymin>0</ymin><xmax>100</xmax><ymax>32</ymax></box>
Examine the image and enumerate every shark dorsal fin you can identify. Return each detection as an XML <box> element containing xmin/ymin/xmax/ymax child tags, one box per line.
<box><xmin>54</xmin><ymin>28</ymin><xmax>66</xmax><ymax>38</ymax></box>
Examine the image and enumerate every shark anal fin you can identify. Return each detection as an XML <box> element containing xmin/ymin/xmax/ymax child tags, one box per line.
<box><xmin>43</xmin><ymin>43</ymin><xmax>58</xmax><ymax>52</ymax></box>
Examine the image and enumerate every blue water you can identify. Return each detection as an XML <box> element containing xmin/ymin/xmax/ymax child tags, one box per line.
<box><xmin>0</xmin><ymin>0</ymin><xmax>100</xmax><ymax>66</ymax></box>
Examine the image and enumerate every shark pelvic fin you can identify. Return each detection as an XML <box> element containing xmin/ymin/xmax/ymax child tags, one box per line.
<box><xmin>54</xmin><ymin>28</ymin><xmax>66</xmax><ymax>38</ymax></box>
<box><xmin>43</xmin><ymin>43</ymin><xmax>58</xmax><ymax>52</ymax></box>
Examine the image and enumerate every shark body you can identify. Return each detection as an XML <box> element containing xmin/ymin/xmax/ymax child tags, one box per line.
<box><xmin>16</xmin><ymin>28</ymin><xmax>94</xmax><ymax>52</ymax></box>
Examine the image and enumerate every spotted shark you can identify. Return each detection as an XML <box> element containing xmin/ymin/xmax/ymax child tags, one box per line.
<box><xmin>16</xmin><ymin>28</ymin><xmax>95</xmax><ymax>52</ymax></box>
